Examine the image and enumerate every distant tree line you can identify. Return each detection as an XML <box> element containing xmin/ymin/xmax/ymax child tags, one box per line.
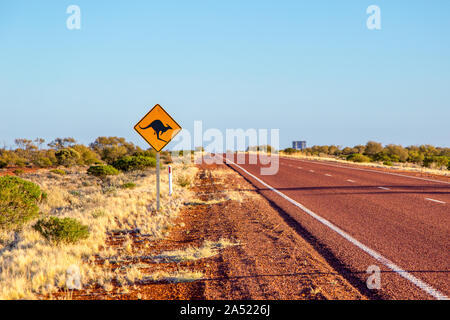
<box><xmin>246</xmin><ymin>145</ymin><xmax>274</xmax><ymax>153</ymax></box>
<box><xmin>283</xmin><ymin>141</ymin><xmax>450</xmax><ymax>170</ymax></box>
<box><xmin>0</xmin><ymin>137</ymin><xmax>171</xmax><ymax>169</ymax></box>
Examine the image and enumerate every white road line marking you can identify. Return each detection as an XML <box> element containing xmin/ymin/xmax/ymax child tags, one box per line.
<box><xmin>347</xmin><ymin>179</ymin><xmax>356</xmax><ymax>183</ymax></box>
<box><xmin>225</xmin><ymin>158</ymin><xmax>448</xmax><ymax>300</ymax></box>
<box><xmin>283</xmin><ymin>157</ymin><xmax>450</xmax><ymax>185</ymax></box>
<box><xmin>325</xmin><ymin>174</ymin><xmax>332</xmax><ymax>177</ymax></box>
<box><xmin>378</xmin><ymin>187</ymin><xmax>390</xmax><ymax>190</ymax></box>
<box><xmin>298</xmin><ymin>167</ymin><xmax>303</xmax><ymax>169</ymax></box>
<box><xmin>309</xmin><ymin>170</ymin><xmax>315</xmax><ymax>173</ymax></box>
<box><xmin>425</xmin><ymin>198</ymin><xmax>446</xmax><ymax>204</ymax></box>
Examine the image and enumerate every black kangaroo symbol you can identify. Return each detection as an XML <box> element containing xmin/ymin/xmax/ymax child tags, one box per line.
<box><xmin>140</xmin><ymin>120</ymin><xmax>172</xmax><ymax>142</ymax></box>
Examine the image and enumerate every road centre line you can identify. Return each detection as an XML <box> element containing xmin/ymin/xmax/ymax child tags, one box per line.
<box><xmin>378</xmin><ymin>187</ymin><xmax>391</xmax><ymax>190</ymax></box>
<box><xmin>225</xmin><ymin>157</ymin><xmax>448</xmax><ymax>300</ymax></box>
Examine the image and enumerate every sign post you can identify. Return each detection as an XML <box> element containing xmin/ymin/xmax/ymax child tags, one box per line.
<box><xmin>156</xmin><ymin>152</ymin><xmax>160</xmax><ymax>210</ymax></box>
<box><xmin>134</xmin><ymin>104</ymin><xmax>182</xmax><ymax>211</ymax></box>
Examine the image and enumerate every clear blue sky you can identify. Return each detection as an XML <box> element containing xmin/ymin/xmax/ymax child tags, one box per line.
<box><xmin>1</xmin><ymin>0</ymin><xmax>449</xmax><ymax>149</ymax></box>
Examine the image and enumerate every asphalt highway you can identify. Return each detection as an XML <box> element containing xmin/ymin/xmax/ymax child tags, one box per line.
<box><xmin>221</xmin><ymin>154</ymin><xmax>449</xmax><ymax>300</ymax></box>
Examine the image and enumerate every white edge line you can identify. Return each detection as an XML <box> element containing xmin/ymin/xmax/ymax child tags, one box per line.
<box><xmin>425</xmin><ymin>198</ymin><xmax>446</xmax><ymax>204</ymax></box>
<box><xmin>225</xmin><ymin>158</ymin><xmax>448</xmax><ymax>300</ymax></box>
<box><xmin>283</xmin><ymin>157</ymin><xmax>450</xmax><ymax>185</ymax></box>
<box><xmin>378</xmin><ymin>187</ymin><xmax>391</xmax><ymax>190</ymax></box>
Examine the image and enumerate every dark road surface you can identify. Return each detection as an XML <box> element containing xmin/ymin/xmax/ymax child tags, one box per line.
<box><xmin>217</xmin><ymin>154</ymin><xmax>449</xmax><ymax>300</ymax></box>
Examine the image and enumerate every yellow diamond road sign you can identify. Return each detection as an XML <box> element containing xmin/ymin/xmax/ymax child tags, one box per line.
<box><xmin>134</xmin><ymin>104</ymin><xmax>182</xmax><ymax>152</ymax></box>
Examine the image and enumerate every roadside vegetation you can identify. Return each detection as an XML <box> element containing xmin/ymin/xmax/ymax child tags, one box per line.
<box><xmin>283</xmin><ymin>141</ymin><xmax>450</xmax><ymax>171</ymax></box>
<box><xmin>0</xmin><ymin>137</ymin><xmax>173</xmax><ymax>171</ymax></box>
<box><xmin>0</xmin><ymin>136</ymin><xmax>198</xmax><ymax>299</ymax></box>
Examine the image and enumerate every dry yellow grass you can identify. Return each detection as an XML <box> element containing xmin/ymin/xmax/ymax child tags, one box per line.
<box><xmin>152</xmin><ymin>238</ymin><xmax>240</xmax><ymax>263</ymax></box>
<box><xmin>0</xmin><ymin>163</ymin><xmax>198</xmax><ymax>299</ymax></box>
<box><xmin>211</xmin><ymin>167</ymin><xmax>260</xmax><ymax>202</ymax></box>
<box><xmin>143</xmin><ymin>270</ymin><xmax>204</xmax><ymax>283</ymax></box>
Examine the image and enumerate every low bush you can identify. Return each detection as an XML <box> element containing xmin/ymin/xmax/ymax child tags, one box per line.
<box><xmin>0</xmin><ymin>160</ymin><xmax>7</xmax><ymax>169</ymax></box>
<box><xmin>87</xmin><ymin>165</ymin><xmax>119</xmax><ymax>177</ymax></box>
<box><xmin>177</xmin><ymin>175</ymin><xmax>192</xmax><ymax>188</ymax></box>
<box><xmin>91</xmin><ymin>210</ymin><xmax>106</xmax><ymax>218</ymax></box>
<box><xmin>373</xmin><ymin>153</ymin><xmax>392</xmax><ymax>163</ymax></box>
<box><xmin>423</xmin><ymin>156</ymin><xmax>449</xmax><ymax>169</ymax></box>
<box><xmin>33</xmin><ymin>216</ymin><xmax>90</xmax><ymax>244</ymax></box>
<box><xmin>121</xmin><ymin>182</ymin><xmax>136</xmax><ymax>189</ymax></box>
<box><xmin>346</xmin><ymin>153</ymin><xmax>371</xmax><ymax>163</ymax></box>
<box><xmin>34</xmin><ymin>157</ymin><xmax>53</xmax><ymax>168</ymax></box>
<box><xmin>50</xmin><ymin>169</ymin><xmax>66</xmax><ymax>175</ymax></box>
<box><xmin>112</xmin><ymin>155</ymin><xmax>156</xmax><ymax>172</ymax></box>
<box><xmin>283</xmin><ymin>148</ymin><xmax>299</xmax><ymax>155</ymax></box>
<box><xmin>15</xmin><ymin>158</ymin><xmax>27</xmax><ymax>167</ymax></box>
<box><xmin>13</xmin><ymin>169</ymin><xmax>25</xmax><ymax>176</ymax></box>
<box><xmin>0</xmin><ymin>176</ymin><xmax>45</xmax><ymax>230</ymax></box>
<box><xmin>71</xmin><ymin>144</ymin><xmax>102</xmax><ymax>165</ymax></box>
<box><xmin>55</xmin><ymin>148</ymin><xmax>80</xmax><ymax>167</ymax></box>
<box><xmin>134</xmin><ymin>149</ymin><xmax>157</xmax><ymax>158</ymax></box>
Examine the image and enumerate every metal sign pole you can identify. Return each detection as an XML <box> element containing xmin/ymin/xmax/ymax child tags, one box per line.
<box><xmin>156</xmin><ymin>152</ymin><xmax>160</xmax><ymax>211</ymax></box>
<box><xmin>134</xmin><ymin>104</ymin><xmax>181</xmax><ymax>211</ymax></box>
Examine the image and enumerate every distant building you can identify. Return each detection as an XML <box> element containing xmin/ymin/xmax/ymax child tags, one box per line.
<box><xmin>292</xmin><ymin>141</ymin><xmax>307</xmax><ymax>150</ymax></box>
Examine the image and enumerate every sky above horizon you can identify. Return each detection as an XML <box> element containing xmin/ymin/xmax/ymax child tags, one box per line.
<box><xmin>1</xmin><ymin>0</ymin><xmax>449</xmax><ymax>150</ymax></box>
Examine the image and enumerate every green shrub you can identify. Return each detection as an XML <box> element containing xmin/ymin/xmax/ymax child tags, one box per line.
<box><xmin>373</xmin><ymin>153</ymin><xmax>393</xmax><ymax>163</ymax></box>
<box><xmin>34</xmin><ymin>157</ymin><xmax>53</xmax><ymax>168</ymax></box>
<box><xmin>0</xmin><ymin>176</ymin><xmax>45</xmax><ymax>230</ymax></box>
<box><xmin>389</xmin><ymin>154</ymin><xmax>400</xmax><ymax>162</ymax></box>
<box><xmin>364</xmin><ymin>141</ymin><xmax>383</xmax><ymax>156</ymax></box>
<box><xmin>177</xmin><ymin>175</ymin><xmax>191</xmax><ymax>188</ymax></box>
<box><xmin>89</xmin><ymin>136</ymin><xmax>141</xmax><ymax>164</ymax></box>
<box><xmin>15</xmin><ymin>158</ymin><xmax>27</xmax><ymax>167</ymax></box>
<box><xmin>134</xmin><ymin>149</ymin><xmax>157</xmax><ymax>158</ymax></box>
<box><xmin>13</xmin><ymin>169</ymin><xmax>25</xmax><ymax>176</ymax></box>
<box><xmin>407</xmin><ymin>151</ymin><xmax>425</xmax><ymax>164</ymax></box>
<box><xmin>102</xmin><ymin>186</ymin><xmax>117</xmax><ymax>194</ymax></box>
<box><xmin>0</xmin><ymin>160</ymin><xmax>7</xmax><ymax>169</ymax></box>
<box><xmin>384</xmin><ymin>144</ymin><xmax>409</xmax><ymax>162</ymax></box>
<box><xmin>112</xmin><ymin>155</ymin><xmax>156</xmax><ymax>172</ymax></box>
<box><xmin>87</xmin><ymin>165</ymin><xmax>119</xmax><ymax>177</ymax></box>
<box><xmin>50</xmin><ymin>169</ymin><xmax>67</xmax><ymax>175</ymax></box>
<box><xmin>383</xmin><ymin>160</ymin><xmax>393</xmax><ymax>166</ymax></box>
<box><xmin>71</xmin><ymin>144</ymin><xmax>102</xmax><ymax>165</ymax></box>
<box><xmin>55</xmin><ymin>148</ymin><xmax>80</xmax><ymax>167</ymax></box>
<box><xmin>423</xmin><ymin>156</ymin><xmax>449</xmax><ymax>169</ymax></box>
<box><xmin>33</xmin><ymin>216</ymin><xmax>89</xmax><ymax>244</ymax></box>
<box><xmin>91</xmin><ymin>210</ymin><xmax>106</xmax><ymax>218</ymax></box>
<box><xmin>283</xmin><ymin>148</ymin><xmax>299</xmax><ymax>155</ymax></box>
<box><xmin>121</xmin><ymin>182</ymin><xmax>136</xmax><ymax>189</ymax></box>
<box><xmin>346</xmin><ymin>153</ymin><xmax>371</xmax><ymax>163</ymax></box>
